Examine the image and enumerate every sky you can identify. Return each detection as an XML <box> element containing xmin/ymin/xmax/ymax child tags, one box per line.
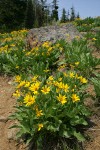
<box><xmin>46</xmin><ymin>0</ymin><xmax>100</xmax><ymax>19</ymax></box>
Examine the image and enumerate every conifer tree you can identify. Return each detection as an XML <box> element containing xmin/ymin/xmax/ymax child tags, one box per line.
<box><xmin>76</xmin><ymin>12</ymin><xmax>80</xmax><ymax>19</ymax></box>
<box><xmin>25</xmin><ymin>0</ymin><xmax>35</xmax><ymax>29</ymax></box>
<box><xmin>70</xmin><ymin>6</ymin><xmax>76</xmax><ymax>21</ymax></box>
<box><xmin>36</xmin><ymin>0</ymin><xmax>47</xmax><ymax>27</ymax></box>
<box><xmin>0</xmin><ymin>0</ymin><xmax>27</xmax><ymax>31</ymax></box>
<box><xmin>67</xmin><ymin>10</ymin><xmax>70</xmax><ymax>21</ymax></box>
<box><xmin>52</xmin><ymin>0</ymin><xmax>59</xmax><ymax>21</ymax></box>
<box><xmin>61</xmin><ymin>8</ymin><xmax>67</xmax><ymax>23</ymax></box>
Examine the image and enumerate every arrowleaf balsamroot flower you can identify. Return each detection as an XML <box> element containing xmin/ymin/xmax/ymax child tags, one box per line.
<box><xmin>13</xmin><ymin>90</ymin><xmax>20</xmax><ymax>98</ymax></box>
<box><xmin>36</xmin><ymin>109</ymin><xmax>43</xmax><ymax>117</ymax></box>
<box><xmin>63</xmin><ymin>84</ymin><xmax>69</xmax><ymax>92</ymax></box>
<box><xmin>29</xmin><ymin>82</ymin><xmax>41</xmax><ymax>94</ymax></box>
<box><xmin>31</xmin><ymin>75</ymin><xmax>38</xmax><ymax>82</ymax></box>
<box><xmin>57</xmin><ymin>94</ymin><xmax>67</xmax><ymax>104</ymax></box>
<box><xmin>38</xmin><ymin>124</ymin><xmax>43</xmax><ymax>131</ymax></box>
<box><xmin>75</xmin><ymin>62</ymin><xmax>80</xmax><ymax>66</ymax></box>
<box><xmin>24</xmin><ymin>81</ymin><xmax>30</xmax><ymax>87</ymax></box>
<box><xmin>41</xmin><ymin>85</ymin><xmax>50</xmax><ymax>94</ymax></box>
<box><xmin>14</xmin><ymin>75</ymin><xmax>21</xmax><ymax>83</ymax></box>
<box><xmin>17</xmin><ymin>80</ymin><xmax>26</xmax><ymax>89</ymax></box>
<box><xmin>69</xmin><ymin>72</ymin><xmax>75</xmax><ymax>78</ymax></box>
<box><xmin>56</xmin><ymin>82</ymin><xmax>69</xmax><ymax>92</ymax></box>
<box><xmin>24</xmin><ymin>94</ymin><xmax>35</xmax><ymax>106</ymax></box>
<box><xmin>48</xmin><ymin>75</ymin><xmax>54</xmax><ymax>81</ymax></box>
<box><xmin>92</xmin><ymin>38</ymin><xmax>97</xmax><ymax>41</ymax></box>
<box><xmin>79</xmin><ymin>76</ymin><xmax>88</xmax><ymax>83</ymax></box>
<box><xmin>71</xmin><ymin>94</ymin><xmax>80</xmax><ymax>102</ymax></box>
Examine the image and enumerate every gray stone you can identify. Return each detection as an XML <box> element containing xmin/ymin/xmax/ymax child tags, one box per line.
<box><xmin>26</xmin><ymin>23</ymin><xmax>82</xmax><ymax>49</ymax></box>
<box><xmin>91</xmin><ymin>27</ymin><xmax>100</xmax><ymax>32</ymax></box>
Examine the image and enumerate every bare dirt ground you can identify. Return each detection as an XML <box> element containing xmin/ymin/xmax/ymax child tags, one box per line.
<box><xmin>0</xmin><ymin>76</ymin><xmax>26</xmax><ymax>150</ymax></box>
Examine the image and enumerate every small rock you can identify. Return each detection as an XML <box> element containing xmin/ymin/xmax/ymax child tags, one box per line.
<box><xmin>7</xmin><ymin>128</ymin><xmax>17</xmax><ymax>140</ymax></box>
<box><xmin>0</xmin><ymin>116</ymin><xmax>8</xmax><ymax>123</ymax></box>
<box><xmin>8</xmin><ymin>81</ymin><xmax>12</xmax><ymax>85</ymax></box>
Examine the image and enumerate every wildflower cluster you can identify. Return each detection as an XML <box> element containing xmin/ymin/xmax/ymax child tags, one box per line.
<box><xmin>12</xmin><ymin>71</ymin><xmax>89</xmax><ymax>144</ymax></box>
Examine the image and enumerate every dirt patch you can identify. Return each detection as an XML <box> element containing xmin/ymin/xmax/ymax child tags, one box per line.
<box><xmin>0</xmin><ymin>76</ymin><xmax>26</xmax><ymax>150</ymax></box>
<box><xmin>83</xmin><ymin>108</ymin><xmax>100</xmax><ymax>150</ymax></box>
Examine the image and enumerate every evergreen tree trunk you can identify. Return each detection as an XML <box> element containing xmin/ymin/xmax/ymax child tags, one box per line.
<box><xmin>52</xmin><ymin>0</ymin><xmax>59</xmax><ymax>21</ymax></box>
<box><xmin>25</xmin><ymin>0</ymin><xmax>35</xmax><ymax>29</ymax></box>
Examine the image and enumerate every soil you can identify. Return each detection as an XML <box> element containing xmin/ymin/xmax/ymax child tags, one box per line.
<box><xmin>0</xmin><ymin>76</ymin><xmax>26</xmax><ymax>150</ymax></box>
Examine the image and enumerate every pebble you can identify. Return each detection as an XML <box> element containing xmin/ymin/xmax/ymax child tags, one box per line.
<box><xmin>7</xmin><ymin>127</ymin><xmax>17</xmax><ymax>140</ymax></box>
<box><xmin>0</xmin><ymin>116</ymin><xmax>8</xmax><ymax>123</ymax></box>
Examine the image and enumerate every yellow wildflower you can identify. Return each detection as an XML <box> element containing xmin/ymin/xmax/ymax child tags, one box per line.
<box><xmin>69</xmin><ymin>72</ymin><xmax>75</xmax><ymax>78</ymax></box>
<box><xmin>38</xmin><ymin>124</ymin><xmax>43</xmax><ymax>131</ymax></box>
<box><xmin>29</xmin><ymin>81</ymin><xmax>41</xmax><ymax>94</ymax></box>
<box><xmin>71</xmin><ymin>94</ymin><xmax>80</xmax><ymax>102</ymax></box>
<box><xmin>25</xmin><ymin>51</ymin><xmax>31</xmax><ymax>56</ymax></box>
<box><xmin>58</xmin><ymin>64</ymin><xmax>66</xmax><ymax>69</ymax></box>
<box><xmin>63</xmin><ymin>72</ymin><xmax>68</xmax><ymax>77</ymax></box>
<box><xmin>13</xmin><ymin>90</ymin><xmax>20</xmax><ymax>98</ymax></box>
<box><xmin>24</xmin><ymin>94</ymin><xmax>35</xmax><ymax>106</ymax></box>
<box><xmin>10</xmin><ymin>44</ymin><xmax>15</xmax><ymax>47</ymax></box>
<box><xmin>58</xmin><ymin>78</ymin><xmax>62</xmax><ymax>81</ymax></box>
<box><xmin>75</xmin><ymin>73</ymin><xmax>79</xmax><ymax>79</ymax></box>
<box><xmin>14</xmin><ymin>75</ymin><xmax>21</xmax><ymax>83</ymax></box>
<box><xmin>48</xmin><ymin>47</ymin><xmax>53</xmax><ymax>52</ymax></box>
<box><xmin>46</xmin><ymin>80</ymin><xmax>52</xmax><ymax>86</ymax></box>
<box><xmin>79</xmin><ymin>76</ymin><xmax>88</xmax><ymax>83</ymax></box>
<box><xmin>72</xmin><ymin>89</ymin><xmax>75</xmax><ymax>92</ymax></box>
<box><xmin>42</xmin><ymin>41</ymin><xmax>50</xmax><ymax>48</ymax></box>
<box><xmin>57</xmin><ymin>94</ymin><xmax>67</xmax><ymax>104</ymax></box>
<box><xmin>43</xmin><ymin>69</ymin><xmax>50</xmax><ymax>73</ymax></box>
<box><xmin>75</xmin><ymin>36</ymin><xmax>80</xmax><ymax>39</ymax></box>
<box><xmin>31</xmin><ymin>76</ymin><xmax>38</xmax><ymax>82</ymax></box>
<box><xmin>56</xmin><ymin>88</ymin><xmax>60</xmax><ymax>93</ymax></box>
<box><xmin>48</xmin><ymin>76</ymin><xmax>54</xmax><ymax>81</ymax></box>
<box><xmin>75</xmin><ymin>62</ymin><xmax>80</xmax><ymax>66</ymax></box>
<box><xmin>17</xmin><ymin>80</ymin><xmax>26</xmax><ymax>88</ymax></box>
<box><xmin>52</xmin><ymin>80</ymin><xmax>58</xmax><ymax>86</ymax></box>
<box><xmin>63</xmin><ymin>84</ymin><xmax>69</xmax><ymax>92</ymax></box>
<box><xmin>59</xmin><ymin>47</ymin><xmax>63</xmax><ymax>52</ymax></box>
<box><xmin>55</xmin><ymin>43</ymin><xmax>60</xmax><ymax>48</ymax></box>
<box><xmin>57</xmin><ymin>82</ymin><xmax>64</xmax><ymax>89</ymax></box>
<box><xmin>41</xmin><ymin>85</ymin><xmax>50</xmax><ymax>94</ymax></box>
<box><xmin>24</xmin><ymin>81</ymin><xmax>30</xmax><ymax>87</ymax></box>
<box><xmin>16</xmin><ymin>66</ymin><xmax>19</xmax><ymax>69</ymax></box>
<box><xmin>92</xmin><ymin>38</ymin><xmax>97</xmax><ymax>41</ymax></box>
<box><xmin>36</xmin><ymin>109</ymin><xmax>43</xmax><ymax>117</ymax></box>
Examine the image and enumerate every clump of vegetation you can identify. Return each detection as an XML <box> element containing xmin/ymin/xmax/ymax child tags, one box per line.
<box><xmin>74</xmin><ymin>17</ymin><xmax>100</xmax><ymax>32</ymax></box>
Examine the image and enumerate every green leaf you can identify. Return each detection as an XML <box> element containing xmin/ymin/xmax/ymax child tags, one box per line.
<box><xmin>47</xmin><ymin>124</ymin><xmax>59</xmax><ymax>132</ymax></box>
<box><xmin>58</xmin><ymin>59</ymin><xmax>66</xmax><ymax>66</ymax></box>
<box><xmin>73</xmin><ymin>130</ymin><xmax>85</xmax><ymax>141</ymax></box>
<box><xmin>62</xmin><ymin>130</ymin><xmax>70</xmax><ymax>138</ymax></box>
<box><xmin>16</xmin><ymin>131</ymin><xmax>23</xmax><ymax>139</ymax></box>
<box><xmin>70</xmin><ymin>116</ymin><xmax>88</xmax><ymax>126</ymax></box>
